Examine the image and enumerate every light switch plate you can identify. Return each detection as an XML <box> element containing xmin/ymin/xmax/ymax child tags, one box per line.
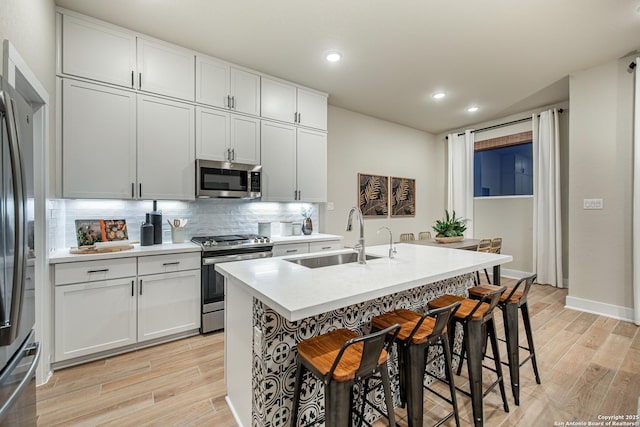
<box><xmin>583</xmin><ymin>198</ymin><xmax>604</xmax><ymax>209</ymax></box>
<box><xmin>327</xmin><ymin>202</ymin><xmax>335</xmax><ymax>211</ymax></box>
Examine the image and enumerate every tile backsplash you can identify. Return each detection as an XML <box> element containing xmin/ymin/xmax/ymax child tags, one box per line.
<box><xmin>48</xmin><ymin>199</ymin><xmax>320</xmax><ymax>250</ymax></box>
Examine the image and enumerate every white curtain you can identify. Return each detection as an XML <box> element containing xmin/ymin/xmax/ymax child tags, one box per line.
<box><xmin>447</xmin><ymin>130</ymin><xmax>474</xmax><ymax>237</ymax></box>
<box><xmin>633</xmin><ymin>57</ymin><xmax>640</xmax><ymax>325</ymax></box>
<box><xmin>532</xmin><ymin>109</ymin><xmax>563</xmax><ymax>287</ymax></box>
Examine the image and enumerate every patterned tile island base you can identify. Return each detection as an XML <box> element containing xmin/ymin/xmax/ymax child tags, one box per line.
<box><xmin>251</xmin><ymin>273</ymin><xmax>474</xmax><ymax>427</ymax></box>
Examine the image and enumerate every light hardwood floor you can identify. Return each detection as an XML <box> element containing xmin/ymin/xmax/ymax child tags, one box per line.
<box><xmin>36</xmin><ymin>278</ymin><xmax>640</xmax><ymax>426</ymax></box>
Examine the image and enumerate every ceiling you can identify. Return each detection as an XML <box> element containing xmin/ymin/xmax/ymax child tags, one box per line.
<box><xmin>55</xmin><ymin>0</ymin><xmax>640</xmax><ymax>134</ymax></box>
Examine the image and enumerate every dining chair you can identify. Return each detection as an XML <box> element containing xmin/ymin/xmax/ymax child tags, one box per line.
<box><xmin>475</xmin><ymin>239</ymin><xmax>492</xmax><ymax>284</ymax></box>
<box><xmin>418</xmin><ymin>231</ymin><xmax>432</xmax><ymax>240</ymax></box>
<box><xmin>400</xmin><ymin>233</ymin><xmax>416</xmax><ymax>241</ymax></box>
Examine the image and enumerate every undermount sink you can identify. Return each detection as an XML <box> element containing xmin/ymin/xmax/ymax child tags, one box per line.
<box><xmin>285</xmin><ymin>252</ymin><xmax>382</xmax><ymax>268</ymax></box>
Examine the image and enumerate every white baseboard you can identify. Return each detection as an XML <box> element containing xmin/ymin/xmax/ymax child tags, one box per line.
<box><xmin>565</xmin><ymin>295</ymin><xmax>634</xmax><ymax>322</ymax></box>
<box><xmin>225</xmin><ymin>395</ymin><xmax>245</xmax><ymax>427</ymax></box>
<box><xmin>500</xmin><ymin>268</ymin><xmax>533</xmax><ymax>280</ymax></box>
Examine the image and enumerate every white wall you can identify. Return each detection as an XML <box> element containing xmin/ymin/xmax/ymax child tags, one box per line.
<box><xmin>437</xmin><ymin>101</ymin><xmax>570</xmax><ymax>278</ymax></box>
<box><xmin>568</xmin><ymin>56</ymin><xmax>634</xmax><ymax>315</ymax></box>
<box><xmin>322</xmin><ymin>106</ymin><xmax>444</xmax><ymax>246</ymax></box>
<box><xmin>0</xmin><ymin>0</ymin><xmax>56</xmax><ymax>192</ymax></box>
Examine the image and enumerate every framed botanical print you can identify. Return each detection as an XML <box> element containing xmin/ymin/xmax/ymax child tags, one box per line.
<box><xmin>391</xmin><ymin>176</ymin><xmax>416</xmax><ymax>217</ymax></box>
<box><xmin>358</xmin><ymin>173</ymin><xmax>389</xmax><ymax>217</ymax></box>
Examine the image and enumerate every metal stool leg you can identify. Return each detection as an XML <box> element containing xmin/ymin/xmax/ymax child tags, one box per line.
<box><xmin>442</xmin><ymin>336</ymin><xmax>461</xmax><ymax>427</ymax></box>
<box><xmin>502</xmin><ymin>303</ymin><xmax>520</xmax><ymax>405</ymax></box>
<box><xmin>465</xmin><ymin>321</ymin><xmax>484</xmax><ymax>427</ymax></box>
<box><xmin>487</xmin><ymin>318</ymin><xmax>509</xmax><ymax>413</ymax></box>
<box><xmin>380</xmin><ymin>363</ymin><xmax>397</xmax><ymax>427</ymax></box>
<box><xmin>456</xmin><ymin>327</ymin><xmax>466</xmax><ymax>376</ymax></box>
<box><xmin>521</xmin><ymin>302</ymin><xmax>541</xmax><ymax>384</ymax></box>
<box><xmin>290</xmin><ymin>358</ymin><xmax>304</xmax><ymax>427</ymax></box>
<box><xmin>326</xmin><ymin>380</ymin><xmax>354</xmax><ymax>427</ymax></box>
<box><xmin>404</xmin><ymin>342</ymin><xmax>427</xmax><ymax>427</ymax></box>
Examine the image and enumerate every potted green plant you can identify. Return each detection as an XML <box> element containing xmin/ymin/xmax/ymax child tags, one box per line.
<box><xmin>432</xmin><ymin>210</ymin><xmax>468</xmax><ymax>243</ymax></box>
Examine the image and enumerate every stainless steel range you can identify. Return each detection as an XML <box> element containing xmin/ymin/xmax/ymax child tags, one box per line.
<box><xmin>192</xmin><ymin>234</ymin><xmax>273</xmax><ymax>333</ymax></box>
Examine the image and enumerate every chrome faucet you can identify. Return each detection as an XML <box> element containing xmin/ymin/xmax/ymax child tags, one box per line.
<box><xmin>346</xmin><ymin>206</ymin><xmax>366</xmax><ymax>264</ymax></box>
<box><xmin>377</xmin><ymin>226</ymin><xmax>396</xmax><ymax>259</ymax></box>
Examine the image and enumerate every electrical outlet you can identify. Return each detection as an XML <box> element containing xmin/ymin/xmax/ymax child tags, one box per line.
<box><xmin>583</xmin><ymin>198</ymin><xmax>603</xmax><ymax>210</ymax></box>
<box><xmin>327</xmin><ymin>202</ymin><xmax>335</xmax><ymax>211</ymax></box>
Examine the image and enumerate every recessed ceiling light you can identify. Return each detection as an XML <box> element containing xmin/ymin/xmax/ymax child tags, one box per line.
<box><xmin>325</xmin><ymin>51</ymin><xmax>342</xmax><ymax>62</ymax></box>
<box><xmin>432</xmin><ymin>92</ymin><xmax>446</xmax><ymax>99</ymax></box>
<box><xmin>466</xmin><ymin>106</ymin><xmax>479</xmax><ymax>113</ymax></box>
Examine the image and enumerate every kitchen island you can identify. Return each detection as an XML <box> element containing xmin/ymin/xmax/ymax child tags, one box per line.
<box><xmin>217</xmin><ymin>243</ymin><xmax>512</xmax><ymax>426</ymax></box>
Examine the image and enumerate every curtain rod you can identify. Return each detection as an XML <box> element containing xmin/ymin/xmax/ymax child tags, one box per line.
<box><xmin>445</xmin><ymin>108</ymin><xmax>564</xmax><ymax>139</ymax></box>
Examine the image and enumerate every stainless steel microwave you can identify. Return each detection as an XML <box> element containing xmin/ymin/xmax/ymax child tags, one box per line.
<box><xmin>196</xmin><ymin>159</ymin><xmax>262</xmax><ymax>199</ymax></box>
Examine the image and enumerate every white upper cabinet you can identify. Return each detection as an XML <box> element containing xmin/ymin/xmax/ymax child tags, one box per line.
<box><xmin>260</xmin><ymin>121</ymin><xmax>326</xmax><ymax>202</ymax></box>
<box><xmin>260</xmin><ymin>121</ymin><xmax>297</xmax><ymax>202</ymax></box>
<box><xmin>261</xmin><ymin>77</ymin><xmax>297</xmax><ymax>123</ymax></box>
<box><xmin>296</xmin><ymin>128</ymin><xmax>327</xmax><ymax>202</ymax></box>
<box><xmin>196</xmin><ymin>108</ymin><xmax>260</xmax><ymax>164</ymax></box>
<box><xmin>61</xmin><ymin>79</ymin><xmax>137</xmax><ymax>199</ymax></box>
<box><xmin>137</xmin><ymin>95</ymin><xmax>195</xmax><ymax>200</ymax></box>
<box><xmin>196</xmin><ymin>57</ymin><xmax>261</xmax><ymax>116</ymax></box>
<box><xmin>297</xmin><ymin>88</ymin><xmax>328</xmax><ymax>131</ymax></box>
<box><xmin>230</xmin><ymin>68</ymin><xmax>261</xmax><ymax>116</ymax></box>
<box><xmin>60</xmin><ymin>14</ymin><xmax>136</xmax><ymax>88</ymax></box>
<box><xmin>136</xmin><ymin>37</ymin><xmax>195</xmax><ymax>101</ymax></box>
<box><xmin>196</xmin><ymin>56</ymin><xmax>230</xmax><ymax>108</ymax></box>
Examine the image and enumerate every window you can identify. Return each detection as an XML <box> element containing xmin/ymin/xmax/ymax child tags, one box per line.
<box><xmin>473</xmin><ymin>131</ymin><xmax>533</xmax><ymax>197</ymax></box>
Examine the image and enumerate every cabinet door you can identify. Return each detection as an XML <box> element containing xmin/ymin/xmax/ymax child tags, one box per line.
<box><xmin>297</xmin><ymin>88</ymin><xmax>328</xmax><ymax>131</ymax></box>
<box><xmin>137</xmin><ymin>95</ymin><xmax>195</xmax><ymax>200</ymax></box>
<box><xmin>261</xmin><ymin>77</ymin><xmax>296</xmax><ymax>124</ymax></box>
<box><xmin>62</xmin><ymin>79</ymin><xmax>136</xmax><ymax>199</ymax></box>
<box><xmin>196</xmin><ymin>107</ymin><xmax>230</xmax><ymax>161</ymax></box>
<box><xmin>230</xmin><ymin>68</ymin><xmax>261</xmax><ymax>116</ymax></box>
<box><xmin>230</xmin><ymin>114</ymin><xmax>261</xmax><ymax>164</ymax></box>
<box><xmin>137</xmin><ymin>37</ymin><xmax>195</xmax><ymax>101</ymax></box>
<box><xmin>54</xmin><ymin>278</ymin><xmax>136</xmax><ymax>361</ymax></box>
<box><xmin>196</xmin><ymin>55</ymin><xmax>230</xmax><ymax>108</ymax></box>
<box><xmin>297</xmin><ymin>128</ymin><xmax>327</xmax><ymax>202</ymax></box>
<box><xmin>138</xmin><ymin>270</ymin><xmax>201</xmax><ymax>342</ymax></box>
<box><xmin>260</xmin><ymin>121</ymin><xmax>297</xmax><ymax>202</ymax></box>
<box><xmin>61</xmin><ymin>14</ymin><xmax>136</xmax><ymax>88</ymax></box>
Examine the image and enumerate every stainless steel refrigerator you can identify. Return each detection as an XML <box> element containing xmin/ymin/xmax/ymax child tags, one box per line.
<box><xmin>0</xmin><ymin>78</ymin><xmax>40</xmax><ymax>425</ymax></box>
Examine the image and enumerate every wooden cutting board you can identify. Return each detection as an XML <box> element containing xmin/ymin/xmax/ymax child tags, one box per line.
<box><xmin>69</xmin><ymin>245</ymin><xmax>134</xmax><ymax>254</ymax></box>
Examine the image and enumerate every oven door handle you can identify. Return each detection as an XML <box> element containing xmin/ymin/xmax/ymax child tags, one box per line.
<box><xmin>202</xmin><ymin>252</ymin><xmax>272</xmax><ymax>265</ymax></box>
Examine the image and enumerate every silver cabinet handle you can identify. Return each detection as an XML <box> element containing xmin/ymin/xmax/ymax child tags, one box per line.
<box><xmin>231</xmin><ymin>96</ymin><xmax>235</xmax><ymax>109</ymax></box>
<box><xmin>131</xmin><ymin>71</ymin><xmax>134</xmax><ymax>88</ymax></box>
<box><xmin>131</xmin><ymin>182</ymin><xmax>135</xmax><ymax>198</ymax></box>
<box><xmin>286</xmin><ymin>249</ymin><xmax>298</xmax><ymax>253</ymax></box>
<box><xmin>226</xmin><ymin>95</ymin><xmax>231</xmax><ymax>108</ymax></box>
<box><xmin>139</xmin><ymin>183</ymin><xmax>142</xmax><ymax>198</ymax></box>
<box><xmin>322</xmin><ymin>246</ymin><xmax>332</xmax><ymax>250</ymax></box>
<box><xmin>139</xmin><ymin>279</ymin><xmax>143</xmax><ymax>295</ymax></box>
<box><xmin>162</xmin><ymin>262</ymin><xmax>180</xmax><ymax>266</ymax></box>
<box><xmin>87</xmin><ymin>269</ymin><xmax>109</xmax><ymax>274</ymax></box>
<box><xmin>231</xmin><ymin>148</ymin><xmax>235</xmax><ymax>161</ymax></box>
<box><xmin>297</xmin><ymin>112</ymin><xmax>301</xmax><ymax>123</ymax></box>
<box><xmin>131</xmin><ymin>280</ymin><xmax>134</xmax><ymax>297</ymax></box>
<box><xmin>139</xmin><ymin>73</ymin><xmax>142</xmax><ymax>89</ymax></box>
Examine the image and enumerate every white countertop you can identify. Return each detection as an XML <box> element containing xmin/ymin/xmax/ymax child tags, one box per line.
<box><xmin>216</xmin><ymin>243</ymin><xmax>512</xmax><ymax>322</ymax></box>
<box><xmin>49</xmin><ymin>242</ymin><xmax>202</xmax><ymax>264</ymax></box>
<box><xmin>268</xmin><ymin>233</ymin><xmax>343</xmax><ymax>245</ymax></box>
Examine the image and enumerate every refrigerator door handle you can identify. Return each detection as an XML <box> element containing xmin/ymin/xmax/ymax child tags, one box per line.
<box><xmin>0</xmin><ymin>91</ymin><xmax>27</xmax><ymax>346</ymax></box>
<box><xmin>0</xmin><ymin>337</ymin><xmax>40</xmax><ymax>421</ymax></box>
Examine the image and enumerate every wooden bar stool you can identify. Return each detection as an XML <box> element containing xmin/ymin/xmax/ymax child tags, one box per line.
<box><xmin>400</xmin><ymin>233</ymin><xmax>416</xmax><ymax>241</ymax></box>
<box><xmin>427</xmin><ymin>287</ymin><xmax>509</xmax><ymax>427</ymax></box>
<box><xmin>371</xmin><ymin>302</ymin><xmax>462</xmax><ymax>427</ymax></box>
<box><xmin>467</xmin><ymin>274</ymin><xmax>540</xmax><ymax>405</ymax></box>
<box><xmin>475</xmin><ymin>239</ymin><xmax>492</xmax><ymax>285</ymax></box>
<box><xmin>290</xmin><ymin>324</ymin><xmax>400</xmax><ymax>427</ymax></box>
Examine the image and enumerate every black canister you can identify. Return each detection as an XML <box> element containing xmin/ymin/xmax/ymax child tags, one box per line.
<box><xmin>148</xmin><ymin>200</ymin><xmax>163</xmax><ymax>244</ymax></box>
<box><xmin>140</xmin><ymin>216</ymin><xmax>154</xmax><ymax>246</ymax></box>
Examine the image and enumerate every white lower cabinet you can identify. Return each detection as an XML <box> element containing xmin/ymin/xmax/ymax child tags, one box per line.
<box><xmin>54</xmin><ymin>278</ymin><xmax>137</xmax><ymax>362</ymax></box>
<box><xmin>272</xmin><ymin>240</ymin><xmax>342</xmax><ymax>257</ymax></box>
<box><xmin>138</xmin><ymin>270</ymin><xmax>200</xmax><ymax>342</ymax></box>
<box><xmin>53</xmin><ymin>252</ymin><xmax>201</xmax><ymax>364</ymax></box>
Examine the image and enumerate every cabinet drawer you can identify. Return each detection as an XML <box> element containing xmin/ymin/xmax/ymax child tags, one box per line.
<box><xmin>138</xmin><ymin>252</ymin><xmax>200</xmax><ymax>276</ymax></box>
<box><xmin>272</xmin><ymin>243</ymin><xmax>309</xmax><ymax>257</ymax></box>
<box><xmin>55</xmin><ymin>258</ymin><xmax>137</xmax><ymax>285</ymax></box>
<box><xmin>309</xmin><ymin>241</ymin><xmax>342</xmax><ymax>253</ymax></box>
